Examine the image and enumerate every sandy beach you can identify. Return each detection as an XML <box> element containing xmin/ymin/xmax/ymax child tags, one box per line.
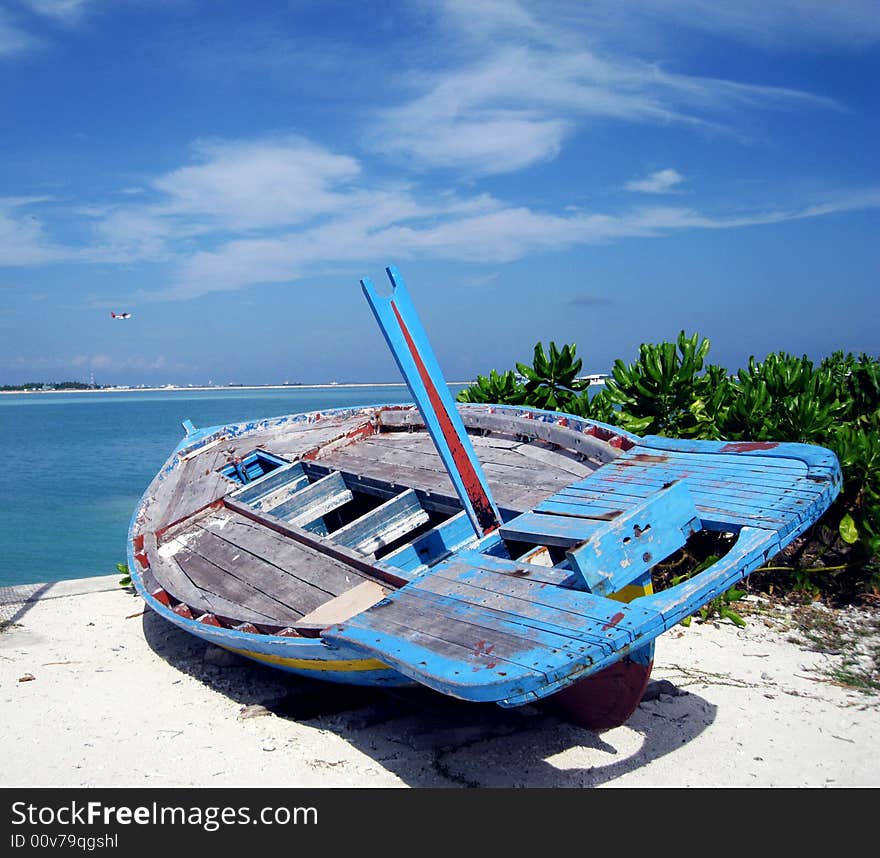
<box><xmin>2</xmin><ymin>575</ymin><xmax>878</xmax><ymax>789</ymax></box>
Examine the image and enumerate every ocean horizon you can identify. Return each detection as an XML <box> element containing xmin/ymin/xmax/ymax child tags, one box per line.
<box><xmin>0</xmin><ymin>384</ymin><xmax>469</xmax><ymax>588</ymax></box>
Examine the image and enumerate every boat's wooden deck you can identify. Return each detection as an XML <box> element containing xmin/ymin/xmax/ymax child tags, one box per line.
<box><xmin>501</xmin><ymin>435</ymin><xmax>840</xmax><ymax>547</ymax></box>
<box><xmin>318</xmin><ymin>430</ymin><xmax>593</xmax><ymax>512</ymax></box>
<box><xmin>137</xmin><ymin>410</ymin><xmax>603</xmax><ymax>625</ymax></box>
<box><xmin>325</xmin><ymin>548</ymin><xmax>664</xmax><ymax>703</ymax></box>
<box><xmin>154</xmin><ymin>507</ymin><xmax>386</xmax><ymax>626</ymax></box>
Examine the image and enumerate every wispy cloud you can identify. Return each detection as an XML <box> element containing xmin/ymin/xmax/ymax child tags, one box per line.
<box><xmin>0</xmin><ymin>0</ymin><xmax>93</xmax><ymax>59</ymax></box>
<box><xmin>625</xmin><ymin>169</ymin><xmax>685</xmax><ymax>193</ymax></box>
<box><xmin>0</xmin><ymin>352</ymin><xmax>174</xmax><ymax>373</ymax></box>
<box><xmin>0</xmin><ymin>197</ymin><xmax>71</xmax><ymax>265</ymax></box>
<box><xmin>0</xmin><ymin>9</ymin><xmax>41</xmax><ymax>56</ymax></box>
<box><xmin>456</xmin><ymin>1</ymin><xmax>880</xmax><ymax>53</ymax></box>
<box><xmin>370</xmin><ymin>3</ymin><xmax>841</xmax><ymax>175</ymax></box>
<box><xmin>20</xmin><ymin>1</ymin><xmax>93</xmax><ymax>21</ymax></box>
<box><xmin>5</xmin><ymin>135</ymin><xmax>879</xmax><ymax>301</ymax></box>
<box><xmin>625</xmin><ymin>0</ymin><xmax>880</xmax><ymax>51</ymax></box>
<box><xmin>133</xmin><ymin>141</ymin><xmax>880</xmax><ymax>300</ymax></box>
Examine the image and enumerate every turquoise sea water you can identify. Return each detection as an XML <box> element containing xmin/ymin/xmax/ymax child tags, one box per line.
<box><xmin>0</xmin><ymin>385</ymin><xmax>467</xmax><ymax>588</ymax></box>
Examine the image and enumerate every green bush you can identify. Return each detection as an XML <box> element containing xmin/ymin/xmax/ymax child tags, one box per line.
<box><xmin>515</xmin><ymin>341</ymin><xmax>590</xmax><ymax>411</ymax></box>
<box><xmin>456</xmin><ymin>368</ymin><xmax>525</xmax><ymax>405</ymax></box>
<box><xmin>722</xmin><ymin>352</ymin><xmax>847</xmax><ymax>443</ymax></box>
<box><xmin>457</xmin><ymin>338</ymin><xmax>880</xmax><ymax>602</ymax></box>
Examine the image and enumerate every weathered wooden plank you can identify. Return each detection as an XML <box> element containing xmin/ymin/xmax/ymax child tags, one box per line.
<box><xmin>231</xmin><ymin>461</ymin><xmax>307</xmax><ymax>505</ymax></box>
<box><xmin>480</xmin><ymin>461</ymin><xmax>575</xmax><ymax>491</ymax></box>
<box><xmin>151</xmin><ymin>551</ymin><xmax>282</xmax><ymax>625</ymax></box>
<box><xmin>639</xmin><ymin>435</ymin><xmax>840</xmax><ymax>472</ymax></box>
<box><xmin>320</xmin><ymin>444</ymin><xmax>551</xmax><ymax>513</ymax></box>
<box><xmin>247</xmin><ymin>474</ymin><xmax>313</xmax><ymax>513</ymax></box>
<box><xmin>367</xmin><ymin>430</ymin><xmax>591</xmax><ymax>480</ymax></box>
<box><xmin>566</xmin><ymin>482</ymin><xmax>701</xmax><ymax>595</ymax></box>
<box><xmin>606</xmin><ymin>447</ymin><xmax>809</xmax><ymax>476</ymax></box>
<box><xmin>543</xmin><ymin>465</ymin><xmax>814</xmax><ymax>527</ymax></box>
<box><xmin>456</xmin><ymin>411</ymin><xmax>625</xmax><ymax>464</ymax></box>
<box><xmin>405</xmin><ymin>576</ymin><xmax>616</xmax><ymax>657</ymax></box>
<box><xmin>159</xmin><ymin>466</ymin><xmax>229</xmax><ymax>534</ymax></box>
<box><xmin>304</xmin><ymin>463</ymin><xmax>464</xmax><ymax>515</ymax></box>
<box><xmin>468</xmin><ymin>433</ymin><xmax>524</xmax><ymax>450</ymax></box>
<box><xmin>183</xmin><ymin>527</ymin><xmax>332</xmax><ymax>616</ymax></box>
<box><xmin>326</xmin><ymin>567</ymin><xmax>662</xmax><ymax>702</ymax></box>
<box><xmin>319</xmin><ymin>447</ymin><xmax>454</xmax><ymax>491</ymax></box>
<box><xmin>334</xmin><ymin>439</ymin><xmax>450</xmax><ymax>475</ymax></box>
<box><xmin>514</xmin><ymin>441</ymin><xmax>596</xmax><ymax>477</ymax></box>
<box><xmin>451</xmin><ymin>548</ymin><xmax>575</xmax><ymax>587</ymax></box>
<box><xmin>588</xmin><ymin>454</ymin><xmax>822</xmax><ymax>492</ymax></box>
<box><xmin>539</xmin><ymin>492</ymin><xmax>793</xmax><ymax>532</ymax></box>
<box><xmin>499</xmin><ymin>511</ymin><xmax>605</xmax><ymax>547</ymax></box>
<box><xmin>331</xmin><ymin>489</ymin><xmax>430</xmax><ymax>556</ymax></box>
<box><xmin>293</xmin><ymin>580</ymin><xmax>389</xmax><ymax>632</ymax></box>
<box><xmin>382</xmin><ymin>510</ymin><xmax>477</xmax><ymax>573</ymax></box>
<box><xmin>536</xmin><ymin>496</ymin><xmax>636</xmax><ymax>519</ymax></box>
<box><xmin>327</xmin><ymin>592</ymin><xmax>593</xmax><ymax>700</ymax></box>
<box><xmin>269</xmin><ymin>471</ymin><xmax>353</xmax><ymax>526</ymax></box>
<box><xmin>148</xmin><ymin>455</ymin><xmax>203</xmax><ymax>530</ymax></box>
<box><xmin>559</xmin><ymin>466</ymin><xmax>823</xmax><ymax>502</ymax></box>
<box><xmin>173</xmin><ymin>544</ymin><xmax>303</xmax><ymax>624</ymax></box>
<box><xmin>147</xmin><ymin>552</ymin><xmax>220</xmax><ymax>615</ymax></box>
<box><xmin>259</xmin><ymin>415</ymin><xmax>377</xmax><ymax>460</ymax></box>
<box><xmin>196</xmin><ymin>511</ymin><xmax>372</xmax><ymax>596</ymax></box>
<box><xmin>224</xmin><ymin>497</ymin><xmax>411</xmax><ymax>589</ymax></box>
<box><xmin>419</xmin><ymin>556</ymin><xmax>660</xmax><ymax>641</ymax></box>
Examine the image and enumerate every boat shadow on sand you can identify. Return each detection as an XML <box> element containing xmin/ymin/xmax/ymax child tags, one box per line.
<box><xmin>141</xmin><ymin>608</ymin><xmax>718</xmax><ymax>788</ymax></box>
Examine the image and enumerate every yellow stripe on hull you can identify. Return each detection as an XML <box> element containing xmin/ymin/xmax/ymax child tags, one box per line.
<box><xmin>227</xmin><ymin>646</ymin><xmax>388</xmax><ymax>673</ymax></box>
<box><xmin>610</xmin><ymin>582</ymin><xmax>654</xmax><ymax>604</ymax></box>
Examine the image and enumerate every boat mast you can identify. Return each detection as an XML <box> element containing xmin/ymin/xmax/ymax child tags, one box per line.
<box><xmin>361</xmin><ymin>265</ymin><xmax>502</xmax><ymax>537</ymax></box>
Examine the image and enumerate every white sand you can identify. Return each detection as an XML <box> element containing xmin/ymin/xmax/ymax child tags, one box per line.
<box><xmin>2</xmin><ymin>575</ymin><xmax>878</xmax><ymax>788</ymax></box>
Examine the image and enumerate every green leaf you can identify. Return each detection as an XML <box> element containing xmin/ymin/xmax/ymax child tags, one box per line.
<box><xmin>720</xmin><ymin>607</ymin><xmax>747</xmax><ymax>627</ymax></box>
<box><xmin>839</xmin><ymin>513</ymin><xmax>859</xmax><ymax>545</ymax></box>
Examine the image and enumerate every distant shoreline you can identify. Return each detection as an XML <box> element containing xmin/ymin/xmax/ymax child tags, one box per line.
<box><xmin>0</xmin><ymin>382</ymin><xmax>474</xmax><ymax>395</ymax></box>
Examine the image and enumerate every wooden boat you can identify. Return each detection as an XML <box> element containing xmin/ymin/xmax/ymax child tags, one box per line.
<box><xmin>128</xmin><ymin>267</ymin><xmax>842</xmax><ymax>729</ymax></box>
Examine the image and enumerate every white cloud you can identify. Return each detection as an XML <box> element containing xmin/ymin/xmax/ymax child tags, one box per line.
<box><xmin>70</xmin><ymin>353</ymin><xmax>170</xmax><ymax>372</ymax></box>
<box><xmin>4</xmin><ymin>130</ymin><xmax>879</xmax><ymax>302</ymax></box>
<box><xmin>0</xmin><ymin>352</ymin><xmax>171</xmax><ymax>373</ymax></box>
<box><xmin>146</xmin><ymin>178</ymin><xmax>880</xmax><ymax>301</ymax></box>
<box><xmin>444</xmin><ymin>0</ymin><xmax>880</xmax><ymax>52</ymax></box>
<box><xmin>151</xmin><ymin>137</ymin><xmax>365</xmax><ymax>230</ymax></box>
<box><xmin>0</xmin><ymin>197</ymin><xmax>70</xmax><ymax>265</ymax></box>
<box><xmin>371</xmin><ymin>9</ymin><xmax>840</xmax><ymax>174</ymax></box>
<box><xmin>20</xmin><ymin>1</ymin><xmax>92</xmax><ymax>21</ymax></box>
<box><xmin>625</xmin><ymin>169</ymin><xmax>685</xmax><ymax>193</ymax></box>
<box><xmin>629</xmin><ymin>0</ymin><xmax>880</xmax><ymax>51</ymax></box>
<box><xmin>0</xmin><ymin>9</ymin><xmax>41</xmax><ymax>56</ymax></box>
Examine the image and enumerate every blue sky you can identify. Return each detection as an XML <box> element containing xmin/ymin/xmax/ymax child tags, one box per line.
<box><xmin>1</xmin><ymin>0</ymin><xmax>878</xmax><ymax>386</ymax></box>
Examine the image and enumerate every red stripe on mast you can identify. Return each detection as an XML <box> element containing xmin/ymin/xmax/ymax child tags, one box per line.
<box><xmin>390</xmin><ymin>301</ymin><xmax>499</xmax><ymax>534</ymax></box>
